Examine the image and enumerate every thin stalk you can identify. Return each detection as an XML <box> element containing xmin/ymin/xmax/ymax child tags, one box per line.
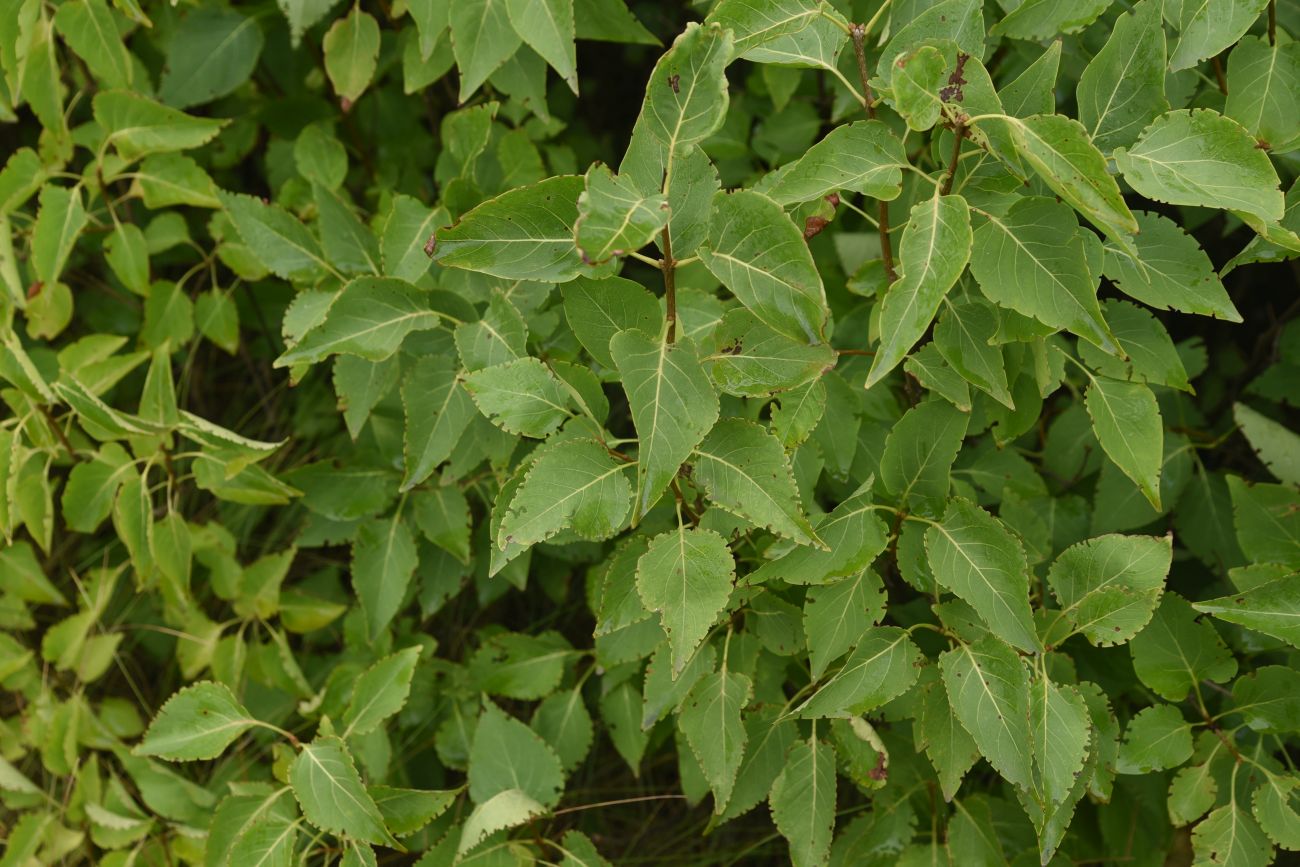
<box><xmin>661</xmin><ymin>227</ymin><xmax>677</xmax><ymax>343</ymax></box>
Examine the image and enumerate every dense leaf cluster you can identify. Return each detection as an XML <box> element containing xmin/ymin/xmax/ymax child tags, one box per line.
<box><xmin>1</xmin><ymin>0</ymin><xmax>1299</xmax><ymax>864</ymax></box>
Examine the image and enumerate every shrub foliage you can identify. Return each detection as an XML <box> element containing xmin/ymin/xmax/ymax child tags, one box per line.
<box><xmin>2</xmin><ymin>0</ymin><xmax>1300</xmax><ymax>864</ymax></box>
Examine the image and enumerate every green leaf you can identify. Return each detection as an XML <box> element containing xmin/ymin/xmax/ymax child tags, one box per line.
<box><xmin>748</xmin><ymin>482</ymin><xmax>890</xmax><ymax>587</ymax></box>
<box><xmin>562</xmin><ymin>276</ymin><xmax>662</xmax><ymax>369</ymax></box>
<box><xmin>275</xmin><ymin>278</ymin><xmax>443</xmax><ymax>367</ymax></box>
<box><xmin>865</xmin><ymin>193</ymin><xmax>972</xmax><ymax>387</ymax></box>
<box><xmin>919</xmin><ymin>679</ymin><xmax>981</xmax><ymax>801</ymax></box>
<box><xmin>574</xmin><ymin>163</ymin><xmax>667</xmax><ymax>265</ymax></box>
<box><xmin>769</xmin><ymin>737</ymin><xmax>835</xmax><ymax>867</ymax></box>
<box><xmin>1114</xmin><ymin>110</ymin><xmax>1284</xmax><ymax>223</ymax></box>
<box><xmin>890</xmin><ymin>45</ymin><xmax>946</xmax><ymax>131</ymax></box>
<box><xmin>323</xmin><ymin>7</ymin><xmax>380</xmax><ymax>103</ymax></box>
<box><xmin>1227</xmin><ymin>477</ymin><xmax>1300</xmax><ymax>567</ymax></box>
<box><xmin>1190</xmin><ymin>804</ymin><xmax>1273</xmax><ymax>867</ymax></box>
<box><xmin>939</xmin><ymin>636</ymin><xmax>1034</xmax><ymax>791</ymax></box>
<box><xmin>796</xmin><ymin>626</ymin><xmax>920</xmax><ymax>717</ymax></box>
<box><xmin>401</xmin><ymin>357</ymin><xmax>476</xmax><ymax>489</ymax></box>
<box><xmin>370</xmin><ymin>785</ymin><xmax>457</xmax><ymax>838</ymax></box>
<box><xmin>506</xmin><ymin>0</ymin><xmax>576</xmax><ymax>93</ymax></box>
<box><xmin>1101</xmin><ymin>210</ymin><xmax>1240</xmax><ymax>321</ymax></box>
<box><xmin>879</xmin><ymin>400</ymin><xmax>971</xmax><ymax>516</ymax></box>
<box><xmin>1228</xmin><ymin>666</ymin><xmax>1300</xmax><ymax>733</ymax></box>
<box><xmin>1193</xmin><ymin>578</ymin><xmax>1300</xmax><ymax>649</ymax></box>
<box><xmin>61</xmin><ymin>442</ymin><xmax>132</xmax><ymax>533</ymax></box>
<box><xmin>1225</xmin><ymin>35</ymin><xmax>1300</xmax><ymax>153</ymax></box>
<box><xmin>136</xmin><ymin>681</ymin><xmax>258</xmax><ymax>761</ymax></box>
<box><xmin>757</xmin><ymin>120</ymin><xmax>906</xmax><ymax>206</ymax></box>
<box><xmin>1084</xmin><ymin>375</ymin><xmax>1164</xmax><ymax>510</ymax></box>
<box><xmin>463</xmin><ymin>356</ymin><xmax>573</xmax><ymax>437</ymax></box>
<box><xmin>53</xmin><ymin>0</ymin><xmax>132</xmax><ymax>89</ymax></box>
<box><xmin>352</xmin><ymin>512</ymin><xmax>419</xmax><ymax>638</ymax></box>
<box><xmin>678</xmin><ymin>670</ymin><xmax>752</xmax><ymax>810</ymax></box>
<box><xmin>290</xmin><ymin>736</ymin><xmax>397</xmax><ymax>846</ymax></box>
<box><xmin>532</xmin><ymin>689</ymin><xmax>594</xmax><ymax>773</ymax></box>
<box><xmin>1031</xmin><ymin>676</ymin><xmax>1090</xmax><ymax>805</ymax></box>
<box><xmin>93</xmin><ymin>90</ymin><xmax>227</xmax><ymax>161</ymax></box>
<box><xmin>933</xmin><ymin>299</ymin><xmax>1016</xmax><ymax>407</ymax></box>
<box><xmin>207</xmin><ymin>786</ymin><xmax>299</xmax><ymax>867</ymax></box>
<box><xmin>1170</xmin><ymin>0</ymin><xmax>1269</xmax><ymax>71</ymax></box>
<box><xmin>1130</xmin><ymin>593</ymin><xmax>1238</xmax><ymax>701</ymax></box>
<box><xmin>992</xmin><ymin>0</ymin><xmax>1112</xmax><ymax>39</ymax></box>
<box><xmin>1045</xmin><ymin>533</ymin><xmax>1172</xmax><ymax>646</ymax></box>
<box><xmin>704</xmin><ymin>309</ymin><xmax>834</xmax><ymax>398</ymax></box>
<box><xmin>1116</xmin><ymin>703</ymin><xmax>1194</xmax><ymax>773</ymax></box>
<box><xmin>433</xmin><ymin>176</ymin><xmax>589</xmax><ymax>282</ymax></box>
<box><xmin>698</xmin><ymin>189</ymin><xmax>830</xmax><ymax>344</ymax></box>
<box><xmin>105</xmin><ymin>222</ymin><xmax>149</xmax><ymax>296</ymax></box>
<box><xmin>314</xmin><ymin>183</ymin><xmax>381</xmax><ymax>276</ymax></box>
<box><xmin>803</xmin><ymin>570</ymin><xmax>886</xmax><ymax>680</ymax></box>
<box><xmin>381</xmin><ymin>195</ymin><xmax>446</xmax><ymax>282</ymax></box>
<box><xmin>450</xmin><ymin>0</ymin><xmax>522</xmax><ymax>102</ymax></box>
<box><xmin>158</xmin><ymin>6</ymin><xmax>264</xmax><ymax>108</ymax></box>
<box><xmin>497</xmin><ymin>439</ymin><xmax>632</xmax><ymax>548</ymax></box>
<box><xmin>218</xmin><ymin>191</ymin><xmax>329</xmax><ymax>283</ymax></box>
<box><xmin>132</xmin><ymin>153</ymin><xmax>221</xmax><ymax>209</ymax></box>
<box><xmin>611</xmin><ymin>329</ymin><xmax>719</xmax><ymax>520</ymax></box>
<box><xmin>635</xmin><ymin>22</ymin><xmax>732</xmax><ymax>159</ymax></box>
<box><xmin>1252</xmin><ymin>773</ymin><xmax>1300</xmax><ymax>850</ymax></box>
<box><xmin>635</xmin><ymin>525</ymin><xmax>734</xmax><ymax>674</ymax></box>
<box><xmin>1233</xmin><ymin>403</ymin><xmax>1300</xmax><ymax>486</ymax></box>
<box><xmin>692</xmin><ymin>418</ymin><xmax>820</xmax><ymax>546</ymax></box>
<box><xmin>468</xmin><ymin>701</ymin><xmax>564</xmax><ymax>807</ymax></box>
<box><xmin>31</xmin><ymin>186</ymin><xmax>87</xmax><ymax>286</ymax></box>
<box><xmin>457</xmin><ymin>789</ymin><xmax>546</xmax><ymax>857</ymax></box>
<box><xmin>1078</xmin><ymin>300</ymin><xmax>1191</xmax><ymax>391</ymax></box>
<box><xmin>969</xmin><ymin>197</ymin><xmax>1115</xmax><ymax>353</ymax></box>
<box><xmin>995</xmin><ymin>113</ymin><xmax>1139</xmax><ymax>240</ymax></box>
<box><xmin>343</xmin><ymin>646</ymin><xmax>421</xmax><ymax>737</ymax></box>
<box><xmin>925</xmin><ymin>498</ymin><xmax>1041</xmax><ymax>653</ymax></box>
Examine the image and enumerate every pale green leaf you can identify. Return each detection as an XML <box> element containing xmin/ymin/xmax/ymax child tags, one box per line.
<box><xmin>796</xmin><ymin>626</ymin><xmax>920</xmax><ymax>717</ymax></box>
<box><xmin>497</xmin><ymin>439</ymin><xmax>632</xmax><ymax>548</ymax></box>
<box><xmin>1031</xmin><ymin>677</ymin><xmax>1090</xmax><ymax>805</ymax></box>
<box><xmin>757</xmin><ymin>120</ymin><xmax>906</xmax><ymax>206</ymax></box>
<box><xmin>704</xmin><ymin>309</ymin><xmax>834</xmax><ymax>398</ymax></box>
<box><xmin>879</xmin><ymin>400</ymin><xmax>970</xmax><ymax>516</ymax></box>
<box><xmin>53</xmin><ymin>0</ymin><xmax>132</xmax><ymax>89</ymax></box>
<box><xmin>1084</xmin><ymin>375</ymin><xmax>1164</xmax><ymax>510</ymax></box>
<box><xmin>450</xmin><ymin>0</ymin><xmax>523</xmax><ymax>101</ymax></box>
<box><xmin>919</xmin><ymin>679</ymin><xmax>980</xmax><ymax>801</ymax></box>
<box><xmin>290</xmin><ymin>736</ymin><xmax>397</xmax><ymax>846</ymax></box>
<box><xmin>1233</xmin><ymin>403</ymin><xmax>1300</xmax><ymax>486</ymax></box>
<box><xmin>574</xmin><ymin>163</ymin><xmax>667</xmax><ymax>264</ymax></box>
<box><xmin>463</xmin><ymin>356</ymin><xmax>573</xmax><ymax>437</ymax></box>
<box><xmin>678</xmin><ymin>670</ymin><xmax>752</xmax><ymax>811</ymax></box>
<box><xmin>31</xmin><ymin>186</ymin><xmax>87</xmax><ymax>286</ymax></box>
<box><xmin>1190</xmin><ymin>804</ymin><xmax>1273</xmax><ymax>867</ymax></box>
<box><xmin>1193</xmin><ymin>578</ymin><xmax>1300</xmax><ymax>649</ymax></box>
<box><xmin>1101</xmin><ymin>210</ymin><xmax>1240</xmax><ymax>321</ymax></box>
<box><xmin>1252</xmin><ymin>773</ymin><xmax>1300</xmax><ymax>850</ymax></box>
<box><xmin>748</xmin><ymin>481</ymin><xmax>890</xmax><ymax>587</ymax></box>
<box><xmin>939</xmin><ymin>636</ymin><xmax>1034</xmax><ymax>791</ymax></box>
<box><xmin>925</xmin><ymin>498</ymin><xmax>1040</xmax><ymax>653</ymax></box>
<box><xmin>562</xmin><ymin>276</ymin><xmax>662</xmax><ymax>369</ymax></box>
<box><xmin>769</xmin><ymin>737</ymin><xmax>835</xmax><ymax>867</ymax></box>
<box><xmin>1224</xmin><ymin>35</ymin><xmax>1300</xmax><ymax>153</ymax></box>
<box><xmin>1114</xmin><ymin>109</ymin><xmax>1284</xmax><ymax>223</ymax></box>
<box><xmin>692</xmin><ymin>418</ymin><xmax>820</xmax><ymax>546</ymax></box>
<box><xmin>135</xmin><ymin>681</ymin><xmax>257</xmax><ymax>761</ymax></box>
<box><xmin>468</xmin><ymin>701</ymin><xmax>564</xmax><ymax>807</ymax></box>
<box><xmin>433</xmin><ymin>176</ymin><xmax>589</xmax><ymax>282</ymax></box>
<box><xmin>611</xmin><ymin>328</ymin><xmax>718</xmax><ymax>520</ymax></box>
<box><xmin>275</xmin><ymin>278</ymin><xmax>443</xmax><ymax>367</ymax></box>
<box><xmin>1116</xmin><ymin>703</ymin><xmax>1193</xmax><ymax>773</ymax></box>
<box><xmin>218</xmin><ymin>191</ymin><xmax>330</xmax><ymax>283</ymax></box>
<box><xmin>324</xmin><ymin>7</ymin><xmax>380</xmax><ymax>103</ymax></box>
<box><xmin>1045</xmin><ymin>533</ymin><xmax>1172</xmax><ymax>646</ymax></box>
<box><xmin>969</xmin><ymin>197</ymin><xmax>1115</xmax><ymax>352</ymax></box>
<box><xmin>93</xmin><ymin>90</ymin><xmax>227</xmax><ymax>161</ymax></box>
<box><xmin>698</xmin><ymin>189</ymin><xmax>829</xmax><ymax>344</ymax></box>
<box><xmin>1130</xmin><ymin>593</ymin><xmax>1237</xmax><ymax>701</ymax></box>
<box><xmin>1170</xmin><ymin>0</ymin><xmax>1269</xmax><ymax>71</ymax></box>
<box><xmin>343</xmin><ymin>646</ymin><xmax>421</xmax><ymax>737</ymax></box>
<box><xmin>506</xmin><ymin>0</ymin><xmax>576</xmax><ymax>92</ymax></box>
<box><xmin>865</xmin><ymin>193</ymin><xmax>972</xmax><ymax>387</ymax></box>
<box><xmin>457</xmin><ymin>789</ymin><xmax>546</xmax><ymax>857</ymax></box>
<box><xmin>401</xmin><ymin>357</ymin><xmax>476</xmax><ymax>489</ymax></box>
<box><xmin>803</xmin><ymin>570</ymin><xmax>886</xmax><ymax>680</ymax></box>
<box><xmin>992</xmin><ymin>0</ymin><xmax>1112</xmax><ymax>40</ymax></box>
<box><xmin>352</xmin><ymin>512</ymin><xmax>419</xmax><ymax>638</ymax></box>
<box><xmin>635</xmin><ymin>525</ymin><xmax>734</xmax><ymax>674</ymax></box>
